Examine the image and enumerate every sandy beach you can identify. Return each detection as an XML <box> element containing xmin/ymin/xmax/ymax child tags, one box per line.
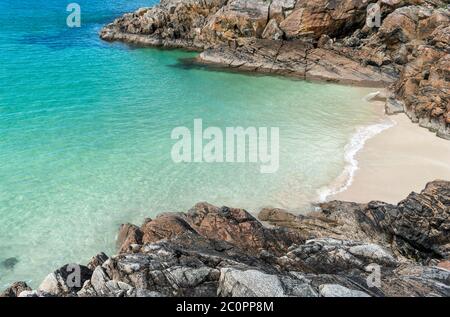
<box><xmin>331</xmin><ymin>109</ymin><xmax>450</xmax><ymax>205</ymax></box>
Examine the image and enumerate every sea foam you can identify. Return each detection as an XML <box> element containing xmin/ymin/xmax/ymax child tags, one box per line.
<box><xmin>317</xmin><ymin>118</ymin><xmax>396</xmax><ymax>202</ymax></box>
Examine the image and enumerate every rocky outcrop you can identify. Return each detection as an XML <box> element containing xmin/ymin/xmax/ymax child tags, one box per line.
<box><xmin>100</xmin><ymin>0</ymin><xmax>450</xmax><ymax>138</ymax></box>
<box><xmin>199</xmin><ymin>38</ymin><xmax>396</xmax><ymax>86</ymax></box>
<box><xmin>37</xmin><ymin>264</ymin><xmax>93</xmax><ymax>296</ymax></box>
<box><xmin>331</xmin><ymin>4</ymin><xmax>450</xmax><ymax>138</ymax></box>
<box><xmin>0</xmin><ymin>281</ymin><xmax>31</xmax><ymax>297</ymax></box>
<box><xmin>261</xmin><ymin>180</ymin><xmax>450</xmax><ymax>263</ymax></box>
<box><xmin>117</xmin><ymin>202</ymin><xmax>304</xmax><ymax>257</ymax></box>
<box><xmin>4</xmin><ymin>181</ymin><xmax>449</xmax><ymax>297</ymax></box>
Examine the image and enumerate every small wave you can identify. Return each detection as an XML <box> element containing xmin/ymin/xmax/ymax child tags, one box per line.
<box><xmin>317</xmin><ymin>118</ymin><xmax>396</xmax><ymax>202</ymax></box>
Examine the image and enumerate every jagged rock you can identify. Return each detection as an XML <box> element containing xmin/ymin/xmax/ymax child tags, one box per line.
<box><xmin>203</xmin><ymin>0</ymin><xmax>271</xmax><ymax>42</ymax></box>
<box><xmin>38</xmin><ymin>264</ymin><xmax>93</xmax><ymax>296</ymax></box>
<box><xmin>3</xmin><ymin>0</ymin><xmax>450</xmax><ymax>299</ymax></box>
<box><xmin>118</xmin><ymin>202</ymin><xmax>304</xmax><ymax>257</ymax></box>
<box><xmin>384</xmin><ymin>264</ymin><xmax>450</xmax><ymax>297</ymax></box>
<box><xmin>87</xmin><ymin>252</ymin><xmax>109</xmax><ymax>270</ymax></box>
<box><xmin>337</xmin><ymin>5</ymin><xmax>450</xmax><ymax>138</ymax></box>
<box><xmin>437</xmin><ymin>260</ymin><xmax>450</xmax><ymax>270</ymax></box>
<box><xmin>262</xmin><ymin>19</ymin><xmax>284</xmax><ymax>40</ymax></box>
<box><xmin>383</xmin><ymin>180</ymin><xmax>450</xmax><ymax>260</ymax></box>
<box><xmin>263</xmin><ymin>181</ymin><xmax>450</xmax><ymax>263</ymax></box>
<box><xmin>200</xmin><ymin>39</ymin><xmax>395</xmax><ymax>85</ymax></box>
<box><xmin>140</xmin><ymin>213</ymin><xmax>197</xmax><ymax>245</ymax></box>
<box><xmin>0</xmin><ymin>282</ymin><xmax>31</xmax><ymax>297</ymax></box>
<box><xmin>185</xmin><ymin>202</ymin><xmax>303</xmax><ymax>256</ymax></box>
<box><xmin>77</xmin><ymin>264</ymin><xmax>163</xmax><ymax>297</ymax></box>
<box><xmin>348</xmin><ymin>243</ymin><xmax>397</xmax><ymax>266</ymax></box>
<box><xmin>317</xmin><ymin>34</ymin><xmax>333</xmax><ymax>48</ymax></box>
<box><xmin>117</xmin><ymin>223</ymin><xmax>143</xmax><ymax>253</ymax></box>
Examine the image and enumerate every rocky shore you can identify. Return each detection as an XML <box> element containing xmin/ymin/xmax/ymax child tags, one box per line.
<box><xmin>2</xmin><ymin>180</ymin><xmax>449</xmax><ymax>297</ymax></box>
<box><xmin>2</xmin><ymin>0</ymin><xmax>448</xmax><ymax>298</ymax></box>
<box><xmin>99</xmin><ymin>0</ymin><xmax>450</xmax><ymax>139</ymax></box>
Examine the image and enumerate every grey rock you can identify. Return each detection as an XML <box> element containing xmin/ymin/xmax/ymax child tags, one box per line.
<box><xmin>319</xmin><ymin>284</ymin><xmax>371</xmax><ymax>297</ymax></box>
<box><xmin>218</xmin><ymin>268</ymin><xmax>286</xmax><ymax>297</ymax></box>
<box><xmin>18</xmin><ymin>290</ymin><xmax>53</xmax><ymax>297</ymax></box>
<box><xmin>287</xmin><ymin>238</ymin><xmax>397</xmax><ymax>273</ymax></box>
<box><xmin>38</xmin><ymin>264</ymin><xmax>92</xmax><ymax>296</ymax></box>
<box><xmin>0</xmin><ymin>281</ymin><xmax>31</xmax><ymax>297</ymax></box>
<box><xmin>348</xmin><ymin>244</ymin><xmax>397</xmax><ymax>266</ymax></box>
<box><xmin>87</xmin><ymin>252</ymin><xmax>109</xmax><ymax>270</ymax></box>
<box><xmin>385</xmin><ymin>97</ymin><xmax>405</xmax><ymax>114</ymax></box>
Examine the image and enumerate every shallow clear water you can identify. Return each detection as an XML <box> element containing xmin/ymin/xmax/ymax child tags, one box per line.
<box><xmin>0</xmin><ymin>0</ymin><xmax>384</xmax><ymax>287</ymax></box>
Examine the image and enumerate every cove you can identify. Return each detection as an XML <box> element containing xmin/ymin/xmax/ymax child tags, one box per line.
<box><xmin>0</xmin><ymin>0</ymin><xmax>385</xmax><ymax>288</ymax></box>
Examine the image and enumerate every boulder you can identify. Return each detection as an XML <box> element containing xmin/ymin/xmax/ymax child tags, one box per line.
<box><xmin>218</xmin><ymin>268</ymin><xmax>286</xmax><ymax>297</ymax></box>
<box><xmin>38</xmin><ymin>264</ymin><xmax>93</xmax><ymax>296</ymax></box>
<box><xmin>0</xmin><ymin>281</ymin><xmax>31</xmax><ymax>297</ymax></box>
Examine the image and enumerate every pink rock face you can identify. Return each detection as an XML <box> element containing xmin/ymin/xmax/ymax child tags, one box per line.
<box><xmin>117</xmin><ymin>223</ymin><xmax>143</xmax><ymax>253</ymax></box>
<box><xmin>279</xmin><ymin>0</ymin><xmax>378</xmax><ymax>39</ymax></box>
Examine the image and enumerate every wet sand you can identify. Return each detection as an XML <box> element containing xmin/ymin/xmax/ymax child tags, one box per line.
<box><xmin>331</xmin><ymin>111</ymin><xmax>450</xmax><ymax>204</ymax></box>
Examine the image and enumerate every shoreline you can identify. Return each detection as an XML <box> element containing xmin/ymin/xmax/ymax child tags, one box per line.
<box><xmin>329</xmin><ymin>107</ymin><xmax>450</xmax><ymax>204</ymax></box>
<box><xmin>317</xmin><ymin>99</ymin><xmax>395</xmax><ymax>203</ymax></box>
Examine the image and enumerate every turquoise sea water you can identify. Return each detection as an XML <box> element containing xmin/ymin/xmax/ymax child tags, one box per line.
<box><xmin>0</xmin><ymin>0</ymin><xmax>385</xmax><ymax>287</ymax></box>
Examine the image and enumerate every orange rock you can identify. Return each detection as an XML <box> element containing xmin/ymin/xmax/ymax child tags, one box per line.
<box><xmin>437</xmin><ymin>260</ymin><xmax>450</xmax><ymax>270</ymax></box>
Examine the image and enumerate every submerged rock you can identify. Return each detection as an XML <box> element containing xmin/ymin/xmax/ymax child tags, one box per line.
<box><xmin>1</xmin><ymin>257</ymin><xmax>18</xmax><ymax>270</ymax></box>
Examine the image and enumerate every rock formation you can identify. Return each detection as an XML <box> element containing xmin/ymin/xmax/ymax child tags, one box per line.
<box><xmin>99</xmin><ymin>0</ymin><xmax>450</xmax><ymax>139</ymax></box>
<box><xmin>2</xmin><ymin>181</ymin><xmax>449</xmax><ymax>297</ymax></box>
<box><xmin>2</xmin><ymin>1</ymin><xmax>448</xmax><ymax>299</ymax></box>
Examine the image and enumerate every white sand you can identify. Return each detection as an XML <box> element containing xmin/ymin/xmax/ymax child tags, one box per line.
<box><xmin>331</xmin><ymin>111</ymin><xmax>450</xmax><ymax>204</ymax></box>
